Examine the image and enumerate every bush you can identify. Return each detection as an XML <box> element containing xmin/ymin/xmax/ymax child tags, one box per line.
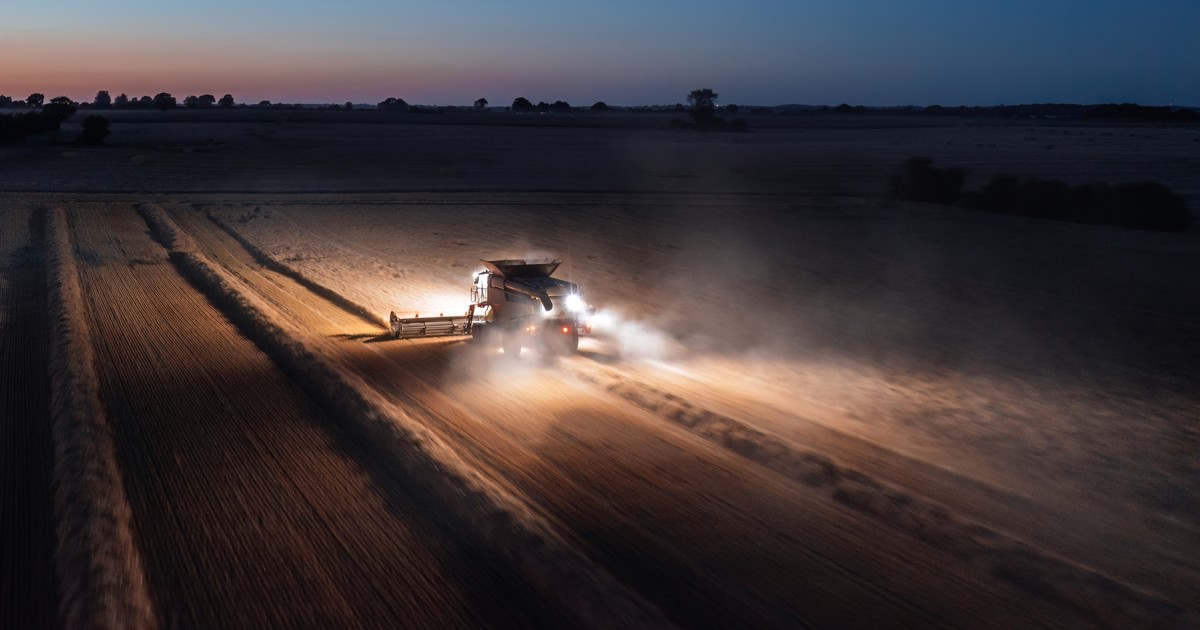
<box><xmin>909</xmin><ymin>157</ymin><xmax>1191</xmax><ymax>232</ymax></box>
<box><xmin>0</xmin><ymin>101</ymin><xmax>78</xmax><ymax>143</ymax></box>
<box><xmin>889</xmin><ymin>157</ymin><xmax>965</xmax><ymax>205</ymax></box>
<box><xmin>1108</xmin><ymin>182</ymin><xmax>1190</xmax><ymax>231</ymax></box>
<box><xmin>77</xmin><ymin>115</ymin><xmax>110</xmax><ymax>145</ymax></box>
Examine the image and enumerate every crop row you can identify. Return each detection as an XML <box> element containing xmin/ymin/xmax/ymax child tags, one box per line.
<box><xmin>45</xmin><ymin>208</ymin><xmax>156</xmax><ymax>629</ymax></box>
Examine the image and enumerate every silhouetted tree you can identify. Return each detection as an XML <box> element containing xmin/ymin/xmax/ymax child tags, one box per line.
<box><xmin>345</xmin><ymin>101</ymin><xmax>354</xmax><ymax>110</ymax></box>
<box><xmin>687</xmin><ymin>88</ymin><xmax>718</xmax><ymax>123</ymax></box>
<box><xmin>218</xmin><ymin>94</ymin><xmax>235</xmax><ymax>108</ymax></box>
<box><xmin>377</xmin><ymin>97</ymin><xmax>409</xmax><ymax>111</ymax></box>
<box><xmin>0</xmin><ymin>95</ymin><xmax>13</xmax><ymax>108</ymax></box>
<box><xmin>551</xmin><ymin>100</ymin><xmax>571</xmax><ymax>112</ymax></box>
<box><xmin>93</xmin><ymin>90</ymin><xmax>111</xmax><ymax>109</ymax></box>
<box><xmin>77</xmin><ymin>115</ymin><xmax>110</xmax><ymax>145</ymax></box>
<box><xmin>889</xmin><ymin>157</ymin><xmax>966</xmax><ymax>205</ymax></box>
<box><xmin>113</xmin><ymin>93</ymin><xmax>130</xmax><ymax>108</ymax></box>
<box><xmin>511</xmin><ymin>97</ymin><xmax>533</xmax><ymax>112</ymax></box>
<box><xmin>183</xmin><ymin>95</ymin><xmax>199</xmax><ymax>108</ymax></box>
<box><xmin>198</xmin><ymin>94</ymin><xmax>216</xmax><ymax>108</ymax></box>
<box><xmin>153</xmin><ymin>92</ymin><xmax>176</xmax><ymax>111</ymax></box>
<box><xmin>591</xmin><ymin>101</ymin><xmax>609</xmax><ymax>111</ymax></box>
<box><xmin>27</xmin><ymin>93</ymin><xmax>45</xmax><ymax>108</ymax></box>
<box><xmin>256</xmin><ymin>100</ymin><xmax>271</xmax><ymax>108</ymax></box>
<box><xmin>44</xmin><ymin>96</ymin><xmax>77</xmax><ymax>120</ymax></box>
<box><xmin>474</xmin><ymin>98</ymin><xmax>488</xmax><ymax>109</ymax></box>
<box><xmin>137</xmin><ymin>96</ymin><xmax>154</xmax><ymax>109</ymax></box>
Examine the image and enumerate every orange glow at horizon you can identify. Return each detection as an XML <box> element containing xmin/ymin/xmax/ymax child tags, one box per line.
<box><xmin>3</xmin><ymin>32</ymin><xmax>552</xmax><ymax>104</ymax></box>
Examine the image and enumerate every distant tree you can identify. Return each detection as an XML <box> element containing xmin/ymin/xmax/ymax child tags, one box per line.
<box><xmin>511</xmin><ymin>97</ymin><xmax>533</xmax><ymax>112</ymax></box>
<box><xmin>218</xmin><ymin>93</ymin><xmax>235</xmax><ymax>108</ymax></box>
<box><xmin>153</xmin><ymin>92</ymin><xmax>176</xmax><ymax>111</ymax></box>
<box><xmin>591</xmin><ymin>101</ymin><xmax>609</xmax><ymax>111</ymax></box>
<box><xmin>113</xmin><ymin>93</ymin><xmax>130</xmax><ymax>108</ymax></box>
<box><xmin>183</xmin><ymin>95</ymin><xmax>199</xmax><ymax>108</ymax></box>
<box><xmin>474</xmin><ymin>97</ymin><xmax>488</xmax><ymax>109</ymax></box>
<box><xmin>535</xmin><ymin>101</ymin><xmax>550</xmax><ymax>113</ymax></box>
<box><xmin>44</xmin><ymin>96</ymin><xmax>77</xmax><ymax>119</ymax></box>
<box><xmin>345</xmin><ymin>101</ymin><xmax>354</xmax><ymax>110</ymax></box>
<box><xmin>834</xmin><ymin>103</ymin><xmax>853</xmax><ymax>113</ymax></box>
<box><xmin>256</xmin><ymin>100</ymin><xmax>272</xmax><ymax>108</ymax></box>
<box><xmin>137</xmin><ymin>96</ymin><xmax>153</xmax><ymax>109</ymax></box>
<box><xmin>77</xmin><ymin>115</ymin><xmax>110</xmax><ymax>145</ymax></box>
<box><xmin>377</xmin><ymin>97</ymin><xmax>409</xmax><ymax>111</ymax></box>
<box><xmin>198</xmin><ymin>94</ymin><xmax>216</xmax><ymax>108</ymax></box>
<box><xmin>93</xmin><ymin>90</ymin><xmax>112</xmax><ymax>109</ymax></box>
<box><xmin>28</xmin><ymin>93</ymin><xmax>45</xmax><ymax>108</ymax></box>
<box><xmin>687</xmin><ymin>88</ymin><xmax>717</xmax><ymax>123</ymax></box>
<box><xmin>550</xmin><ymin>100</ymin><xmax>571</xmax><ymax>112</ymax></box>
<box><xmin>0</xmin><ymin>95</ymin><xmax>13</xmax><ymax>108</ymax></box>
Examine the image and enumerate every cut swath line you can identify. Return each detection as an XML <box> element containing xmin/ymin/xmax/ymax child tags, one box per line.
<box><xmin>46</xmin><ymin>207</ymin><xmax>157</xmax><ymax>629</ymax></box>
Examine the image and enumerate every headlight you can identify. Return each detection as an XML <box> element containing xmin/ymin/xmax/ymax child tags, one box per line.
<box><xmin>565</xmin><ymin>294</ymin><xmax>585</xmax><ymax>312</ymax></box>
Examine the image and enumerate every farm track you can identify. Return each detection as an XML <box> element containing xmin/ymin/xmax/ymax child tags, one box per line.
<box><xmin>68</xmin><ymin>205</ymin><xmax>569</xmax><ymax>628</ymax></box>
<box><xmin>0</xmin><ymin>207</ymin><xmax>58</xmax><ymax>629</ymax></box>
<box><xmin>171</xmin><ymin>206</ymin><xmax>1096</xmax><ymax>627</ymax></box>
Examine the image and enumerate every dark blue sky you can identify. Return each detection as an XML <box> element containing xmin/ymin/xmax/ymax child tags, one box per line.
<box><xmin>6</xmin><ymin>0</ymin><xmax>1198</xmax><ymax>105</ymax></box>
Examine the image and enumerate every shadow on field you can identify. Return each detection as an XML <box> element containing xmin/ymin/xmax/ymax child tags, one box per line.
<box><xmin>330</xmin><ymin>332</ymin><xmax>392</xmax><ymax>343</ymax></box>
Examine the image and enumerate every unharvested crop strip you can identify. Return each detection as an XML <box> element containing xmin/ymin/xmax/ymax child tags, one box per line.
<box><xmin>137</xmin><ymin>205</ymin><xmax>671</xmax><ymax>629</ymax></box>
<box><xmin>45</xmin><ymin>208</ymin><xmax>157</xmax><ymax>629</ymax></box>
<box><xmin>205</xmin><ymin>212</ymin><xmax>383</xmax><ymax>327</ymax></box>
<box><xmin>567</xmin><ymin>363</ymin><xmax>1193</xmax><ymax>627</ymax></box>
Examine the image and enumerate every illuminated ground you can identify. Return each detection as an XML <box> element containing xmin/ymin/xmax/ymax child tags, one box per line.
<box><xmin>2</xmin><ymin>116</ymin><xmax>1197</xmax><ymax>627</ymax></box>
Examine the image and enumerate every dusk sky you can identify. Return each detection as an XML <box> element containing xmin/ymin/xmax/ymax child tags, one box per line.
<box><xmin>5</xmin><ymin>0</ymin><xmax>1198</xmax><ymax>107</ymax></box>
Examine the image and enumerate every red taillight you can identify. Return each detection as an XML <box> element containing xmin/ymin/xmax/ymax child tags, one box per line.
<box><xmin>561</xmin><ymin>326</ymin><xmax>571</xmax><ymax>334</ymax></box>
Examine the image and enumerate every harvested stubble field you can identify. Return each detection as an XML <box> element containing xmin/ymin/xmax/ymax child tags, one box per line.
<box><xmin>1</xmin><ymin>112</ymin><xmax>1198</xmax><ymax>628</ymax></box>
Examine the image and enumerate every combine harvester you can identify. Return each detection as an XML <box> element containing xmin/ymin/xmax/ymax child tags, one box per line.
<box><xmin>389</xmin><ymin>258</ymin><xmax>593</xmax><ymax>357</ymax></box>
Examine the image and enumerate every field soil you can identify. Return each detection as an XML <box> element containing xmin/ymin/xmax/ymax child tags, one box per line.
<box><xmin>1</xmin><ymin>113</ymin><xmax>1197</xmax><ymax>627</ymax></box>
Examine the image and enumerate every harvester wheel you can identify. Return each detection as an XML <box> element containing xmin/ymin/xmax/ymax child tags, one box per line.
<box><xmin>502</xmin><ymin>332</ymin><xmax>522</xmax><ymax>357</ymax></box>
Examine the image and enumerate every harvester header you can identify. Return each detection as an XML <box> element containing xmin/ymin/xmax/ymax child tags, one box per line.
<box><xmin>388</xmin><ymin>257</ymin><xmax>593</xmax><ymax>357</ymax></box>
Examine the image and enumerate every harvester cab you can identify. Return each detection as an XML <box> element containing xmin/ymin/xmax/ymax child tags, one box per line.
<box><xmin>389</xmin><ymin>258</ymin><xmax>592</xmax><ymax>357</ymax></box>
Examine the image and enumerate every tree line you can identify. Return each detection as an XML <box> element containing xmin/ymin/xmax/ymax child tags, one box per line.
<box><xmin>0</xmin><ymin>91</ymin><xmax>236</xmax><ymax>111</ymax></box>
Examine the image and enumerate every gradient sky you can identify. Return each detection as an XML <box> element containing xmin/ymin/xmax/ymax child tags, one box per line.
<box><xmin>4</xmin><ymin>0</ymin><xmax>1198</xmax><ymax>106</ymax></box>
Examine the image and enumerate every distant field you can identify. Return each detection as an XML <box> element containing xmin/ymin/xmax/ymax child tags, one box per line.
<box><xmin>1</xmin><ymin>111</ymin><xmax>1196</xmax><ymax>209</ymax></box>
<box><xmin>1</xmin><ymin>116</ymin><xmax>1197</xmax><ymax>627</ymax></box>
